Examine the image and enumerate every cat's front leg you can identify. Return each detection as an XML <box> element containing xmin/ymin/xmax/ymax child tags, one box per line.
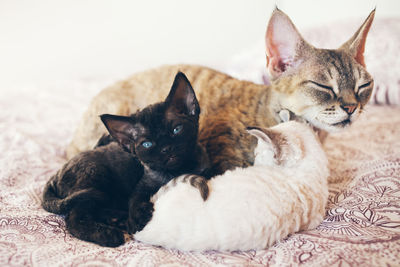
<box><xmin>127</xmin><ymin>196</ymin><xmax>154</xmax><ymax>234</ymax></box>
<box><xmin>98</xmin><ymin>209</ymin><xmax>128</xmax><ymax>230</ymax></box>
<box><xmin>178</xmin><ymin>174</ymin><xmax>209</xmax><ymax>200</ymax></box>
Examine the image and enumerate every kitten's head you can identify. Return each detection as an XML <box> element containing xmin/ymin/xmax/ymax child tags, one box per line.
<box><xmin>101</xmin><ymin>72</ymin><xmax>200</xmax><ymax>172</ymax></box>
<box><xmin>247</xmin><ymin>121</ymin><xmax>321</xmax><ymax>167</ymax></box>
<box><xmin>266</xmin><ymin>8</ymin><xmax>375</xmax><ymax>132</ymax></box>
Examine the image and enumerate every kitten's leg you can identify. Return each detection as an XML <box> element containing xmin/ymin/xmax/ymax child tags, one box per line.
<box><xmin>63</xmin><ymin>189</ymin><xmax>126</xmax><ymax>247</ymax></box>
<box><xmin>179</xmin><ymin>174</ymin><xmax>209</xmax><ymax>200</ymax></box>
<box><xmin>156</xmin><ymin>175</ymin><xmax>209</xmax><ymax>201</ymax></box>
<box><xmin>127</xmin><ymin>196</ymin><xmax>154</xmax><ymax>234</ymax></box>
<box><xmin>97</xmin><ymin>209</ymin><xmax>128</xmax><ymax>230</ymax></box>
<box><xmin>65</xmin><ymin>207</ymin><xmax>126</xmax><ymax>247</ymax></box>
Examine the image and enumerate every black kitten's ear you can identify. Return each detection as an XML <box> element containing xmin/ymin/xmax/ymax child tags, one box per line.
<box><xmin>165</xmin><ymin>72</ymin><xmax>200</xmax><ymax>117</ymax></box>
<box><xmin>94</xmin><ymin>134</ymin><xmax>115</xmax><ymax>148</ymax></box>
<box><xmin>100</xmin><ymin>114</ymin><xmax>137</xmax><ymax>153</ymax></box>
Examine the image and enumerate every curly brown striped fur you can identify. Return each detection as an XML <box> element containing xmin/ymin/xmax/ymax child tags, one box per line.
<box><xmin>67</xmin><ymin>9</ymin><xmax>375</xmax><ymax>176</ymax></box>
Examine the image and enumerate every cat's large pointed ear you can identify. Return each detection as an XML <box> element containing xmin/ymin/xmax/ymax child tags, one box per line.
<box><xmin>165</xmin><ymin>72</ymin><xmax>200</xmax><ymax>117</ymax></box>
<box><xmin>100</xmin><ymin>114</ymin><xmax>137</xmax><ymax>153</ymax></box>
<box><xmin>265</xmin><ymin>8</ymin><xmax>309</xmax><ymax>79</ymax></box>
<box><xmin>339</xmin><ymin>9</ymin><xmax>375</xmax><ymax>67</ymax></box>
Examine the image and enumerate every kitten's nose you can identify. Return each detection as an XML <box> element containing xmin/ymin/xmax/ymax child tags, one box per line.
<box><xmin>341</xmin><ymin>104</ymin><xmax>357</xmax><ymax>115</ymax></box>
<box><xmin>161</xmin><ymin>146</ymin><xmax>172</xmax><ymax>154</ymax></box>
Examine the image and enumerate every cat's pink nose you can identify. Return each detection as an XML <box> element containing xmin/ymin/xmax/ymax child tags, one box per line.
<box><xmin>341</xmin><ymin>104</ymin><xmax>357</xmax><ymax>115</ymax></box>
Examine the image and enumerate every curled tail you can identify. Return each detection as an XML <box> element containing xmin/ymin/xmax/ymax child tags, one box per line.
<box><xmin>42</xmin><ymin>179</ymin><xmax>126</xmax><ymax>247</ymax></box>
<box><xmin>42</xmin><ymin>177</ymin><xmax>65</xmax><ymax>214</ymax></box>
<box><xmin>41</xmin><ymin>177</ymin><xmax>94</xmax><ymax>214</ymax></box>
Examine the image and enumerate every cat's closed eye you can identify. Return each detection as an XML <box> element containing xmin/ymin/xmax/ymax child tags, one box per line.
<box><xmin>307</xmin><ymin>81</ymin><xmax>335</xmax><ymax>95</ymax></box>
<box><xmin>172</xmin><ymin>125</ymin><xmax>183</xmax><ymax>135</ymax></box>
<box><xmin>304</xmin><ymin>80</ymin><xmax>335</xmax><ymax>101</ymax></box>
<box><xmin>357</xmin><ymin>80</ymin><xmax>373</xmax><ymax>102</ymax></box>
<box><xmin>357</xmin><ymin>81</ymin><xmax>373</xmax><ymax>94</ymax></box>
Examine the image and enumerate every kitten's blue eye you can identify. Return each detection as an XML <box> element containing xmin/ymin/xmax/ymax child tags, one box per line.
<box><xmin>173</xmin><ymin>125</ymin><xmax>183</xmax><ymax>135</ymax></box>
<box><xmin>142</xmin><ymin>141</ymin><xmax>153</xmax><ymax>148</ymax></box>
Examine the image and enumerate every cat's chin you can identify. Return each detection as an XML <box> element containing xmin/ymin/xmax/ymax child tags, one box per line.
<box><xmin>166</xmin><ymin>156</ymin><xmax>178</xmax><ymax>165</ymax></box>
<box><xmin>331</xmin><ymin>119</ymin><xmax>351</xmax><ymax>127</ymax></box>
<box><xmin>307</xmin><ymin>118</ymin><xmax>352</xmax><ymax>133</ymax></box>
<box><xmin>163</xmin><ymin>156</ymin><xmax>185</xmax><ymax>169</ymax></box>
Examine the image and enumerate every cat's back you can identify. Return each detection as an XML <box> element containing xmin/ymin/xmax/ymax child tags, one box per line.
<box><xmin>95</xmin><ymin>64</ymin><xmax>263</xmax><ymax>113</ymax></box>
<box><xmin>60</xmin><ymin>143</ymin><xmax>143</xmax><ymax>194</ymax></box>
<box><xmin>67</xmin><ymin>64</ymin><xmax>267</xmax><ymax>158</ymax></box>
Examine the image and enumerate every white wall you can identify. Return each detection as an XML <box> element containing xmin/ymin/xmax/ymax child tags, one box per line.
<box><xmin>278</xmin><ymin>0</ymin><xmax>398</xmax><ymax>28</ymax></box>
<box><xmin>0</xmin><ymin>0</ymin><xmax>399</xmax><ymax>87</ymax></box>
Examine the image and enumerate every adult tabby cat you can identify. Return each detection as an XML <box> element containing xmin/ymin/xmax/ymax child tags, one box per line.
<box><xmin>42</xmin><ymin>73</ymin><xmax>209</xmax><ymax>247</ymax></box>
<box><xmin>67</xmin><ymin>9</ymin><xmax>375</xmax><ymax>176</ymax></box>
<box><xmin>135</xmin><ymin>120</ymin><xmax>329</xmax><ymax>251</ymax></box>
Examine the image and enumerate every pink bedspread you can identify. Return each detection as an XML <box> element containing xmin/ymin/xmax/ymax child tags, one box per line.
<box><xmin>1</xmin><ymin>80</ymin><xmax>400</xmax><ymax>266</ymax></box>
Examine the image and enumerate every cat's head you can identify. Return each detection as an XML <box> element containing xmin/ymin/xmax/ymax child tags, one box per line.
<box><xmin>101</xmin><ymin>72</ymin><xmax>201</xmax><ymax>172</ymax></box>
<box><xmin>247</xmin><ymin>121</ymin><xmax>321</xmax><ymax>167</ymax></box>
<box><xmin>266</xmin><ymin>8</ymin><xmax>375</xmax><ymax>132</ymax></box>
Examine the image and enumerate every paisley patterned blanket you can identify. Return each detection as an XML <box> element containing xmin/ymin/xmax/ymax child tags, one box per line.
<box><xmin>1</xmin><ymin>79</ymin><xmax>399</xmax><ymax>266</ymax></box>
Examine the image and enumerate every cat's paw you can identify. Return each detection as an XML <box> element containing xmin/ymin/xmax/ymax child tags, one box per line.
<box><xmin>103</xmin><ymin>210</ymin><xmax>128</xmax><ymax>230</ymax></box>
<box><xmin>278</xmin><ymin>109</ymin><xmax>291</xmax><ymax>122</ymax></box>
<box><xmin>183</xmin><ymin>174</ymin><xmax>209</xmax><ymax>201</ymax></box>
<box><xmin>97</xmin><ymin>227</ymin><xmax>126</xmax><ymax>247</ymax></box>
<box><xmin>127</xmin><ymin>202</ymin><xmax>154</xmax><ymax>234</ymax></box>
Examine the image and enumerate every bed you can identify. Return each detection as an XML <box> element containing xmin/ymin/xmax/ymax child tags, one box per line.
<box><xmin>1</xmin><ymin>17</ymin><xmax>399</xmax><ymax>266</ymax></box>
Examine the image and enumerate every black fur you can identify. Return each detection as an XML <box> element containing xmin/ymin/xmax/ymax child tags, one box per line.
<box><xmin>42</xmin><ymin>72</ymin><xmax>210</xmax><ymax>247</ymax></box>
<box><xmin>42</xmin><ymin>142</ymin><xmax>142</xmax><ymax>247</ymax></box>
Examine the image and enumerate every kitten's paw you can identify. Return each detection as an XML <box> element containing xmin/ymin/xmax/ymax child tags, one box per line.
<box><xmin>98</xmin><ymin>209</ymin><xmax>128</xmax><ymax>230</ymax></box>
<box><xmin>97</xmin><ymin>228</ymin><xmax>126</xmax><ymax>247</ymax></box>
<box><xmin>278</xmin><ymin>109</ymin><xmax>290</xmax><ymax>122</ymax></box>
<box><xmin>111</xmin><ymin>218</ymin><xmax>128</xmax><ymax>230</ymax></box>
<box><xmin>128</xmin><ymin>202</ymin><xmax>154</xmax><ymax>234</ymax></box>
<box><xmin>107</xmin><ymin>214</ymin><xmax>128</xmax><ymax>231</ymax></box>
<box><xmin>181</xmin><ymin>174</ymin><xmax>209</xmax><ymax>200</ymax></box>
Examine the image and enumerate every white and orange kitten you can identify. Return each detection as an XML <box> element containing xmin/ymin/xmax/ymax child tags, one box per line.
<box><xmin>134</xmin><ymin>120</ymin><xmax>329</xmax><ymax>251</ymax></box>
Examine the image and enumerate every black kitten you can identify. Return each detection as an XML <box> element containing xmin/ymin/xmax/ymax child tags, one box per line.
<box><xmin>41</xmin><ymin>72</ymin><xmax>209</xmax><ymax>247</ymax></box>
